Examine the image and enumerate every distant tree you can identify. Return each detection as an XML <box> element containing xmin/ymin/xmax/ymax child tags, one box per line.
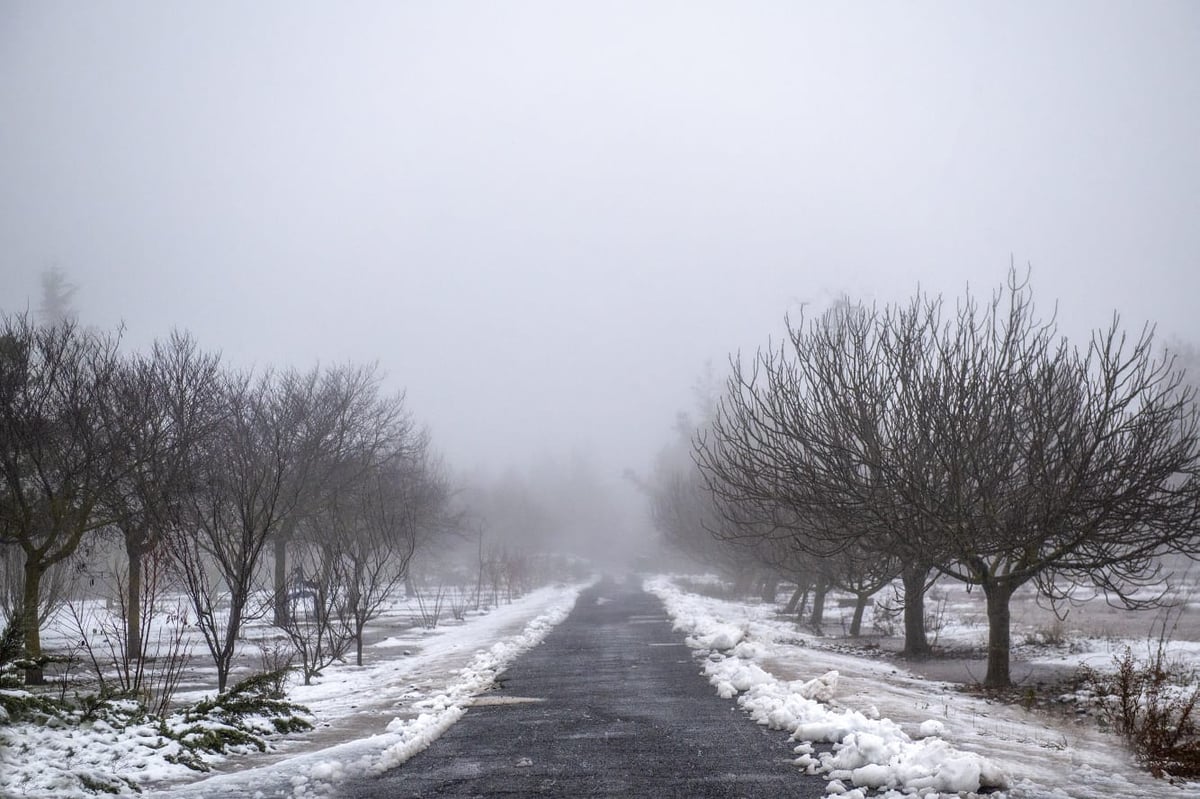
<box><xmin>38</xmin><ymin>267</ymin><xmax>78</xmax><ymax>327</ymax></box>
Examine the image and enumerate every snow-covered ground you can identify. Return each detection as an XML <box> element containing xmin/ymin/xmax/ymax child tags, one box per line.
<box><xmin>7</xmin><ymin>573</ymin><xmax>1199</xmax><ymax>798</ymax></box>
<box><xmin>0</xmin><ymin>583</ymin><xmax>583</xmax><ymax>799</ymax></box>
<box><xmin>648</xmin><ymin>575</ymin><xmax>1200</xmax><ymax>799</ymax></box>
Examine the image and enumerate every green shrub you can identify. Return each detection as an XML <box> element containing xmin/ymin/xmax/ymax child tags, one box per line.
<box><xmin>163</xmin><ymin>668</ymin><xmax>312</xmax><ymax>761</ymax></box>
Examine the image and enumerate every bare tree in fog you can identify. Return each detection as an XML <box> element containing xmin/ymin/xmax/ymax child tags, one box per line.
<box><xmin>103</xmin><ymin>332</ymin><xmax>222</xmax><ymax>661</ymax></box>
<box><xmin>922</xmin><ymin>284</ymin><xmax>1200</xmax><ymax>686</ymax></box>
<box><xmin>283</xmin><ymin>427</ymin><xmax>446</xmax><ymax>678</ymax></box>
<box><xmin>696</xmin><ymin>269</ymin><xmax>1200</xmax><ymax>685</ymax></box>
<box><xmin>37</xmin><ymin>267</ymin><xmax>78</xmax><ymax>327</ymax></box>
<box><xmin>167</xmin><ymin>369</ymin><xmax>318</xmax><ymax>693</ymax></box>
<box><xmin>696</xmin><ymin>297</ymin><xmax>944</xmax><ymax>655</ymax></box>
<box><xmin>342</xmin><ymin>442</ymin><xmax>449</xmax><ymax>666</ymax></box>
<box><xmin>0</xmin><ymin>314</ymin><xmax>125</xmax><ymax>683</ymax></box>
<box><xmin>269</xmin><ymin>364</ymin><xmax>410</xmax><ymax>628</ymax></box>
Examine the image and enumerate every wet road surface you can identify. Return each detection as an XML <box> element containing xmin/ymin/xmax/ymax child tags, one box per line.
<box><xmin>344</xmin><ymin>576</ymin><xmax>826</xmax><ymax>798</ymax></box>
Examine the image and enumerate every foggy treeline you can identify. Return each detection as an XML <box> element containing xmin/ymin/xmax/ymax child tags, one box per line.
<box><xmin>0</xmin><ymin>272</ymin><xmax>621</xmax><ymax>696</ymax></box>
<box><xmin>647</xmin><ymin>270</ymin><xmax>1200</xmax><ymax>688</ymax></box>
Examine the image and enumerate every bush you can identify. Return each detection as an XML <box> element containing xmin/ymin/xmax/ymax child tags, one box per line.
<box><xmin>1024</xmin><ymin>620</ymin><xmax>1069</xmax><ymax>647</ymax></box>
<box><xmin>674</xmin><ymin>576</ymin><xmax>737</xmax><ymax>600</ymax></box>
<box><xmin>1083</xmin><ymin>643</ymin><xmax>1200</xmax><ymax>780</ymax></box>
<box><xmin>163</xmin><ymin>668</ymin><xmax>312</xmax><ymax>763</ymax></box>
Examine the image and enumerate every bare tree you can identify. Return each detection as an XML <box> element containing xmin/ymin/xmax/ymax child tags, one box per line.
<box><xmin>38</xmin><ymin>266</ymin><xmax>78</xmax><ymax>327</ymax></box>
<box><xmin>919</xmin><ymin>286</ymin><xmax>1200</xmax><ymax>686</ymax></box>
<box><xmin>166</xmin><ymin>369</ymin><xmax>318</xmax><ymax>692</ymax></box>
<box><xmin>0</xmin><ymin>315</ymin><xmax>126</xmax><ymax>683</ymax></box>
<box><xmin>695</xmin><ymin>270</ymin><xmax>1200</xmax><ymax>685</ymax></box>
<box><xmin>270</xmin><ymin>363</ymin><xmax>410</xmax><ymax>627</ymax></box>
<box><xmin>695</xmin><ymin>296</ymin><xmax>944</xmax><ymax>655</ymax></box>
<box><xmin>282</xmin><ymin>434</ymin><xmax>442</xmax><ymax>677</ymax></box>
<box><xmin>104</xmin><ymin>332</ymin><xmax>223</xmax><ymax>660</ymax></box>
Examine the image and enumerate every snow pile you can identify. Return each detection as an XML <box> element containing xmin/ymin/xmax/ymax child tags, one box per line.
<box><xmin>0</xmin><ymin>698</ymin><xmax>200</xmax><ymax>796</ymax></box>
<box><xmin>648</xmin><ymin>576</ymin><xmax>1008</xmax><ymax>797</ymax></box>
<box><xmin>372</xmin><ymin>603</ymin><xmax>571</xmax><ymax>773</ymax></box>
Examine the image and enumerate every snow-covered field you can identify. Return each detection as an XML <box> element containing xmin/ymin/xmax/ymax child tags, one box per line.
<box><xmin>648</xmin><ymin>575</ymin><xmax>1200</xmax><ymax>799</ymax></box>
<box><xmin>1</xmin><ymin>583</ymin><xmax>583</xmax><ymax>798</ymax></box>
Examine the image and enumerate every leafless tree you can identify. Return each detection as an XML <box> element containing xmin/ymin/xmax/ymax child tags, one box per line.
<box><xmin>270</xmin><ymin>363</ymin><xmax>410</xmax><ymax>628</ymax></box>
<box><xmin>0</xmin><ymin>315</ymin><xmax>127</xmax><ymax>683</ymax></box>
<box><xmin>340</xmin><ymin>452</ymin><xmax>433</xmax><ymax>665</ymax></box>
<box><xmin>695</xmin><ymin>297</ymin><xmax>944</xmax><ymax>655</ymax></box>
<box><xmin>916</xmin><ymin>280</ymin><xmax>1200</xmax><ymax>686</ymax></box>
<box><xmin>103</xmin><ymin>332</ymin><xmax>223</xmax><ymax>660</ymax></box>
<box><xmin>166</xmin><ymin>369</ymin><xmax>318</xmax><ymax>692</ymax></box>
<box><xmin>284</xmin><ymin>432</ymin><xmax>446</xmax><ymax>675</ymax></box>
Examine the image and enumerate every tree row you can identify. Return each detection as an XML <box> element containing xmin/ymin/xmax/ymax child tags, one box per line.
<box><xmin>652</xmin><ymin>272</ymin><xmax>1200</xmax><ymax>687</ymax></box>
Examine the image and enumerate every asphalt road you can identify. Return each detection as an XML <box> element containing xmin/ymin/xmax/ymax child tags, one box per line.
<box><xmin>344</xmin><ymin>576</ymin><xmax>827</xmax><ymax>798</ymax></box>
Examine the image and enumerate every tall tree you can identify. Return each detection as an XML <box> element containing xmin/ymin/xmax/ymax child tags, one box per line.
<box><xmin>269</xmin><ymin>363</ymin><xmax>411</xmax><ymax>626</ymax></box>
<box><xmin>37</xmin><ymin>267</ymin><xmax>78</xmax><ymax>327</ymax></box>
<box><xmin>167</xmin><ymin>369</ymin><xmax>315</xmax><ymax>692</ymax></box>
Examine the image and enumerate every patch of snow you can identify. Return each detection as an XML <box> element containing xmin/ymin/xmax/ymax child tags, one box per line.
<box><xmin>646</xmin><ymin>575</ymin><xmax>1200</xmax><ymax>799</ymax></box>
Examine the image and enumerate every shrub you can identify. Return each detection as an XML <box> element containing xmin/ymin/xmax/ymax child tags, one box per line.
<box><xmin>163</xmin><ymin>668</ymin><xmax>312</xmax><ymax>762</ymax></box>
<box><xmin>1024</xmin><ymin>620</ymin><xmax>1069</xmax><ymax>647</ymax></box>
<box><xmin>674</xmin><ymin>576</ymin><xmax>737</xmax><ymax>600</ymax></box>
<box><xmin>1083</xmin><ymin>642</ymin><xmax>1200</xmax><ymax>780</ymax></box>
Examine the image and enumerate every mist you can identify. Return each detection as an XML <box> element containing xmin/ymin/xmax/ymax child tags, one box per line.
<box><xmin>2</xmin><ymin>2</ymin><xmax>1198</xmax><ymax>564</ymax></box>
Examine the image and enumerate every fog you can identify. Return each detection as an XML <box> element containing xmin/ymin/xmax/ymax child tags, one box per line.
<box><xmin>2</xmin><ymin>2</ymin><xmax>1198</xmax><ymax>558</ymax></box>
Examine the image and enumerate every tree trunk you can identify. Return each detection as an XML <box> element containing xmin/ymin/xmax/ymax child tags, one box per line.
<box><xmin>810</xmin><ymin>580</ymin><xmax>829</xmax><ymax>629</ymax></box>
<box><xmin>216</xmin><ymin>590</ymin><xmax>248</xmax><ymax>693</ymax></box>
<box><xmin>21</xmin><ymin>557</ymin><xmax>45</xmax><ymax>685</ymax></box>
<box><xmin>126</xmin><ymin>538</ymin><xmax>144</xmax><ymax>661</ymax></box>
<box><xmin>793</xmin><ymin>585</ymin><xmax>811</xmax><ymax>620</ymax></box>
<box><xmin>475</xmin><ymin>531</ymin><xmax>484</xmax><ymax>611</ymax></box>
<box><xmin>273</xmin><ymin>535</ymin><xmax>290</xmax><ymax>627</ymax></box>
<box><xmin>982</xmin><ymin>579</ymin><xmax>1015</xmax><ymax>688</ymax></box>
<box><xmin>849</xmin><ymin>592</ymin><xmax>869</xmax><ymax>637</ymax></box>
<box><xmin>760</xmin><ymin>577</ymin><xmax>779</xmax><ymax>604</ymax></box>
<box><xmin>901</xmin><ymin>566</ymin><xmax>932</xmax><ymax>658</ymax></box>
<box><xmin>784</xmin><ymin>585</ymin><xmax>805</xmax><ymax>614</ymax></box>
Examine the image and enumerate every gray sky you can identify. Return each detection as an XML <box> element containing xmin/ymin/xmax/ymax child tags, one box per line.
<box><xmin>2</xmin><ymin>1</ymin><xmax>1198</xmax><ymax>480</ymax></box>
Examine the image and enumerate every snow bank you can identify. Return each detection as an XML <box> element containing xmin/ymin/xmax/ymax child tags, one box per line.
<box><xmin>213</xmin><ymin>590</ymin><xmax>580</xmax><ymax>798</ymax></box>
<box><xmin>647</xmin><ymin>576</ymin><xmax>1009</xmax><ymax>797</ymax></box>
<box><xmin>371</xmin><ymin>602</ymin><xmax>570</xmax><ymax>774</ymax></box>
